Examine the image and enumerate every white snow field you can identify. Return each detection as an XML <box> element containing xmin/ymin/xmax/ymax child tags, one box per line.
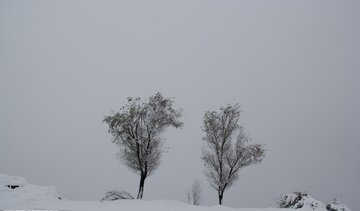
<box><xmin>0</xmin><ymin>173</ymin><xmax>327</xmax><ymax>211</ymax></box>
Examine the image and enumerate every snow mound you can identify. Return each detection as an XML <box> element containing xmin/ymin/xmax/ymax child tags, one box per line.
<box><xmin>0</xmin><ymin>173</ymin><xmax>62</xmax><ymax>209</ymax></box>
<box><xmin>326</xmin><ymin>199</ymin><xmax>351</xmax><ymax>211</ymax></box>
<box><xmin>0</xmin><ymin>173</ymin><xmax>27</xmax><ymax>188</ymax></box>
<box><xmin>278</xmin><ymin>192</ymin><xmax>325</xmax><ymax>210</ymax></box>
<box><xmin>0</xmin><ymin>173</ymin><xmax>333</xmax><ymax>211</ymax></box>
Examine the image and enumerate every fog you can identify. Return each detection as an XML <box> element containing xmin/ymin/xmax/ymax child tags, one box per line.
<box><xmin>0</xmin><ymin>0</ymin><xmax>359</xmax><ymax>210</ymax></box>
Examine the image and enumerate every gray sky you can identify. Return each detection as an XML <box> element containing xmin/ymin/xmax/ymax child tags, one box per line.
<box><xmin>1</xmin><ymin>0</ymin><xmax>359</xmax><ymax>210</ymax></box>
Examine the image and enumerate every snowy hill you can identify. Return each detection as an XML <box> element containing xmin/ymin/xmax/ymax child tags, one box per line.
<box><xmin>278</xmin><ymin>192</ymin><xmax>326</xmax><ymax>209</ymax></box>
<box><xmin>0</xmin><ymin>173</ymin><xmax>62</xmax><ymax>208</ymax></box>
<box><xmin>0</xmin><ymin>173</ymin><xmax>337</xmax><ymax>211</ymax></box>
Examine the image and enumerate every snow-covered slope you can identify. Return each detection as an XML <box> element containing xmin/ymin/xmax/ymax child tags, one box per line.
<box><xmin>278</xmin><ymin>192</ymin><xmax>326</xmax><ymax>209</ymax></box>
<box><xmin>0</xmin><ymin>173</ymin><xmax>327</xmax><ymax>211</ymax></box>
<box><xmin>326</xmin><ymin>200</ymin><xmax>351</xmax><ymax>211</ymax></box>
<box><xmin>0</xmin><ymin>173</ymin><xmax>62</xmax><ymax>208</ymax></box>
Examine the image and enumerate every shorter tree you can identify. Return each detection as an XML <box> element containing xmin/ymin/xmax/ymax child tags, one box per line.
<box><xmin>201</xmin><ymin>104</ymin><xmax>265</xmax><ymax>205</ymax></box>
<box><xmin>186</xmin><ymin>180</ymin><xmax>203</xmax><ymax>205</ymax></box>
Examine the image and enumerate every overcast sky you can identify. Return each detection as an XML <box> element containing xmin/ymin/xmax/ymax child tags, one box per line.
<box><xmin>1</xmin><ymin>0</ymin><xmax>359</xmax><ymax>210</ymax></box>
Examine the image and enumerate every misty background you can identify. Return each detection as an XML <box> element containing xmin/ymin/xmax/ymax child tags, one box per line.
<box><xmin>1</xmin><ymin>0</ymin><xmax>359</xmax><ymax>210</ymax></box>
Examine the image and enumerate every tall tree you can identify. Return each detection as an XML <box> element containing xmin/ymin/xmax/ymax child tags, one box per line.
<box><xmin>201</xmin><ymin>104</ymin><xmax>265</xmax><ymax>205</ymax></box>
<box><xmin>103</xmin><ymin>93</ymin><xmax>183</xmax><ymax>199</ymax></box>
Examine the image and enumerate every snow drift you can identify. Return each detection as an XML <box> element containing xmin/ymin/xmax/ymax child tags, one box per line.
<box><xmin>0</xmin><ymin>173</ymin><xmax>349</xmax><ymax>211</ymax></box>
<box><xmin>0</xmin><ymin>173</ymin><xmax>62</xmax><ymax>208</ymax></box>
<box><xmin>278</xmin><ymin>191</ymin><xmax>326</xmax><ymax>209</ymax></box>
<box><xmin>278</xmin><ymin>191</ymin><xmax>351</xmax><ymax>211</ymax></box>
<box><xmin>326</xmin><ymin>199</ymin><xmax>351</xmax><ymax>211</ymax></box>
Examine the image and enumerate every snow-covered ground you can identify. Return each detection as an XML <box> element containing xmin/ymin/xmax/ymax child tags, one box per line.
<box><xmin>0</xmin><ymin>173</ymin><xmax>334</xmax><ymax>211</ymax></box>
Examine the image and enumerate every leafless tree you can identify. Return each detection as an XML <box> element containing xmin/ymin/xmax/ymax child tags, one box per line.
<box><xmin>201</xmin><ymin>104</ymin><xmax>265</xmax><ymax>205</ymax></box>
<box><xmin>186</xmin><ymin>180</ymin><xmax>203</xmax><ymax>205</ymax></box>
<box><xmin>103</xmin><ymin>93</ymin><xmax>183</xmax><ymax>199</ymax></box>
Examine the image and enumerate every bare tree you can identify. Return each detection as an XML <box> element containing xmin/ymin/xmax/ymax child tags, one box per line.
<box><xmin>201</xmin><ymin>104</ymin><xmax>265</xmax><ymax>205</ymax></box>
<box><xmin>186</xmin><ymin>180</ymin><xmax>203</xmax><ymax>205</ymax></box>
<box><xmin>103</xmin><ymin>93</ymin><xmax>183</xmax><ymax>199</ymax></box>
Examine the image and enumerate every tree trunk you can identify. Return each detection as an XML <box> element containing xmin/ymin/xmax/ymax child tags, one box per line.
<box><xmin>137</xmin><ymin>174</ymin><xmax>146</xmax><ymax>199</ymax></box>
<box><xmin>218</xmin><ymin>182</ymin><xmax>228</xmax><ymax>205</ymax></box>
<box><xmin>218</xmin><ymin>191</ymin><xmax>224</xmax><ymax>205</ymax></box>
